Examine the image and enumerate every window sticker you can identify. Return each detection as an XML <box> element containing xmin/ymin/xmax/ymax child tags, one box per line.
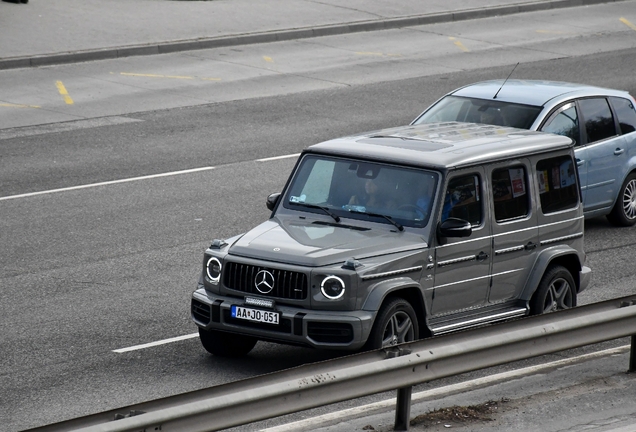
<box><xmin>289</xmin><ymin>194</ymin><xmax>307</xmax><ymax>203</ymax></box>
<box><xmin>560</xmin><ymin>160</ymin><xmax>576</xmax><ymax>187</ymax></box>
<box><xmin>538</xmin><ymin>170</ymin><xmax>549</xmax><ymax>194</ymax></box>
<box><xmin>509</xmin><ymin>168</ymin><xmax>526</xmax><ymax>198</ymax></box>
<box><xmin>551</xmin><ymin>166</ymin><xmax>561</xmax><ymax>189</ymax></box>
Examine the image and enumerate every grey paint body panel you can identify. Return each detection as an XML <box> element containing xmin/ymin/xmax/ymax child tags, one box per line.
<box><xmin>192</xmin><ymin>122</ymin><xmax>590</xmax><ymax>352</ymax></box>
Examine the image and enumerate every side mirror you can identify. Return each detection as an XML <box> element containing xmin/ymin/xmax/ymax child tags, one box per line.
<box><xmin>266</xmin><ymin>193</ymin><xmax>281</xmax><ymax>211</ymax></box>
<box><xmin>437</xmin><ymin>217</ymin><xmax>472</xmax><ymax>239</ymax></box>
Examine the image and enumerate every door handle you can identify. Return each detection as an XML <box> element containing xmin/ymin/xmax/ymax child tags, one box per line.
<box><xmin>614</xmin><ymin>148</ymin><xmax>625</xmax><ymax>156</ymax></box>
<box><xmin>525</xmin><ymin>242</ymin><xmax>537</xmax><ymax>250</ymax></box>
<box><xmin>476</xmin><ymin>251</ymin><xmax>489</xmax><ymax>261</ymax></box>
<box><xmin>576</xmin><ymin>158</ymin><xmax>584</xmax><ymax>167</ymax></box>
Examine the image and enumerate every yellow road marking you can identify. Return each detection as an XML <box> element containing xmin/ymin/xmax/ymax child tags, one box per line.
<box><xmin>55</xmin><ymin>81</ymin><xmax>74</xmax><ymax>105</ymax></box>
<box><xmin>449</xmin><ymin>37</ymin><xmax>469</xmax><ymax>52</ymax></box>
<box><xmin>263</xmin><ymin>56</ymin><xmax>274</xmax><ymax>63</ymax></box>
<box><xmin>118</xmin><ymin>72</ymin><xmax>221</xmax><ymax>81</ymax></box>
<box><xmin>620</xmin><ymin>17</ymin><xmax>636</xmax><ymax>31</ymax></box>
<box><xmin>0</xmin><ymin>103</ymin><xmax>41</xmax><ymax>108</ymax></box>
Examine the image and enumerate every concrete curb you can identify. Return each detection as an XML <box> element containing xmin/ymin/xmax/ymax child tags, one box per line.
<box><xmin>0</xmin><ymin>0</ymin><xmax>625</xmax><ymax>70</ymax></box>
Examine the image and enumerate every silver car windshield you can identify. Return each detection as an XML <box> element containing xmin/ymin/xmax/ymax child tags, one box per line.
<box><xmin>414</xmin><ymin>96</ymin><xmax>542</xmax><ymax>129</ymax></box>
<box><xmin>283</xmin><ymin>155</ymin><xmax>439</xmax><ymax>229</ymax></box>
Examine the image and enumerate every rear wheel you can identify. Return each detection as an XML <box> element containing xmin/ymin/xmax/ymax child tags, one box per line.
<box><xmin>366</xmin><ymin>298</ymin><xmax>418</xmax><ymax>350</ymax></box>
<box><xmin>607</xmin><ymin>173</ymin><xmax>636</xmax><ymax>226</ymax></box>
<box><xmin>530</xmin><ymin>266</ymin><xmax>576</xmax><ymax>315</ymax></box>
<box><xmin>198</xmin><ymin>328</ymin><xmax>257</xmax><ymax>357</ymax></box>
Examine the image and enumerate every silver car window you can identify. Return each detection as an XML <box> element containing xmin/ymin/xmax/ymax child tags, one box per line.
<box><xmin>541</xmin><ymin>103</ymin><xmax>580</xmax><ymax>146</ymax></box>
<box><xmin>414</xmin><ymin>96</ymin><xmax>542</xmax><ymax>129</ymax></box>
<box><xmin>578</xmin><ymin>98</ymin><xmax>616</xmax><ymax>143</ymax></box>
<box><xmin>609</xmin><ymin>96</ymin><xmax>636</xmax><ymax>135</ymax></box>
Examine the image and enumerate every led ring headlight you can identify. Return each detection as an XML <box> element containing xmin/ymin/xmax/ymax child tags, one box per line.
<box><xmin>321</xmin><ymin>275</ymin><xmax>346</xmax><ymax>300</ymax></box>
<box><xmin>206</xmin><ymin>257</ymin><xmax>222</xmax><ymax>283</ymax></box>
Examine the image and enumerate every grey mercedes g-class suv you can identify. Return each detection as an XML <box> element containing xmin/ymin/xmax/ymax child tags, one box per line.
<box><xmin>191</xmin><ymin>122</ymin><xmax>591</xmax><ymax>357</ymax></box>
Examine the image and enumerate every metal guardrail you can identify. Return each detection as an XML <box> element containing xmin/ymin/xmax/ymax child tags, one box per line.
<box><xmin>27</xmin><ymin>295</ymin><xmax>636</xmax><ymax>432</ymax></box>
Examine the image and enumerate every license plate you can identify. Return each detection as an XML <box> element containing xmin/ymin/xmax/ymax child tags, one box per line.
<box><xmin>231</xmin><ymin>305</ymin><xmax>280</xmax><ymax>325</ymax></box>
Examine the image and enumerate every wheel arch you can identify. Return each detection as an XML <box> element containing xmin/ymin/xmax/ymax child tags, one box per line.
<box><xmin>521</xmin><ymin>248</ymin><xmax>583</xmax><ymax>302</ymax></box>
<box><xmin>606</xmin><ymin>169</ymin><xmax>636</xmax><ymax>226</ymax></box>
<box><xmin>609</xmin><ymin>166</ymin><xmax>636</xmax><ymax>206</ymax></box>
<box><xmin>362</xmin><ymin>277</ymin><xmax>431</xmax><ymax>339</ymax></box>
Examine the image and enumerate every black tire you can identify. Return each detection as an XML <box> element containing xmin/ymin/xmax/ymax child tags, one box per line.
<box><xmin>606</xmin><ymin>173</ymin><xmax>636</xmax><ymax>227</ymax></box>
<box><xmin>198</xmin><ymin>328</ymin><xmax>257</xmax><ymax>357</ymax></box>
<box><xmin>365</xmin><ymin>298</ymin><xmax>418</xmax><ymax>350</ymax></box>
<box><xmin>530</xmin><ymin>265</ymin><xmax>576</xmax><ymax>315</ymax></box>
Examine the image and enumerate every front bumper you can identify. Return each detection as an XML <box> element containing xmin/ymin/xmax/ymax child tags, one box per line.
<box><xmin>191</xmin><ymin>288</ymin><xmax>375</xmax><ymax>351</ymax></box>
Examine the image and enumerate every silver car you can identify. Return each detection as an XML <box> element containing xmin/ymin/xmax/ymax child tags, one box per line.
<box><xmin>411</xmin><ymin>80</ymin><xmax>636</xmax><ymax>226</ymax></box>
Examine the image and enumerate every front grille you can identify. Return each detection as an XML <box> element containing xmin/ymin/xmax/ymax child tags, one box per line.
<box><xmin>307</xmin><ymin>322</ymin><xmax>354</xmax><ymax>344</ymax></box>
<box><xmin>191</xmin><ymin>299</ymin><xmax>211</xmax><ymax>325</ymax></box>
<box><xmin>223</xmin><ymin>262</ymin><xmax>308</xmax><ymax>300</ymax></box>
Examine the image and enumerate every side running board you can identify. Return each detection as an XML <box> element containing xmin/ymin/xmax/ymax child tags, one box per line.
<box><xmin>430</xmin><ymin>307</ymin><xmax>528</xmax><ymax>335</ymax></box>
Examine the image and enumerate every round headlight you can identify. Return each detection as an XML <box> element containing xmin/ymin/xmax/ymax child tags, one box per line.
<box><xmin>321</xmin><ymin>275</ymin><xmax>345</xmax><ymax>300</ymax></box>
<box><xmin>206</xmin><ymin>257</ymin><xmax>222</xmax><ymax>283</ymax></box>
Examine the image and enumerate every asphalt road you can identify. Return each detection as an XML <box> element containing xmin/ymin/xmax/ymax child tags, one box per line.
<box><xmin>2</xmin><ymin>3</ymin><xmax>636</xmax><ymax>431</ymax></box>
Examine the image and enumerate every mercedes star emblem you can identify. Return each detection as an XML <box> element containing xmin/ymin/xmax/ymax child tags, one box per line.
<box><xmin>254</xmin><ymin>270</ymin><xmax>275</xmax><ymax>294</ymax></box>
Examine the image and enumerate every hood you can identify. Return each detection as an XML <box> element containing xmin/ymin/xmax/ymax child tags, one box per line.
<box><xmin>228</xmin><ymin>217</ymin><xmax>427</xmax><ymax>267</ymax></box>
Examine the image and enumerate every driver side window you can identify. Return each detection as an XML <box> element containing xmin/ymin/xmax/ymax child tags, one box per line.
<box><xmin>442</xmin><ymin>174</ymin><xmax>482</xmax><ymax>226</ymax></box>
<box><xmin>541</xmin><ymin>104</ymin><xmax>580</xmax><ymax>146</ymax></box>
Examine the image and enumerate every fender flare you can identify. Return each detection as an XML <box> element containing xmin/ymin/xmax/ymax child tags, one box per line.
<box><xmin>520</xmin><ymin>246</ymin><xmax>582</xmax><ymax>301</ymax></box>
<box><xmin>361</xmin><ymin>277</ymin><xmax>428</xmax><ymax>333</ymax></box>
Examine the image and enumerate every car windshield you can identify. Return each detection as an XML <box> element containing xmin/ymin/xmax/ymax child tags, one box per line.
<box><xmin>283</xmin><ymin>155</ymin><xmax>439</xmax><ymax>229</ymax></box>
<box><xmin>413</xmin><ymin>95</ymin><xmax>543</xmax><ymax>129</ymax></box>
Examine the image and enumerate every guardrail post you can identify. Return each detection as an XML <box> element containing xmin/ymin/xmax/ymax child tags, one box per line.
<box><xmin>394</xmin><ymin>386</ymin><xmax>412</xmax><ymax>431</ymax></box>
<box><xmin>630</xmin><ymin>335</ymin><xmax>636</xmax><ymax>373</ymax></box>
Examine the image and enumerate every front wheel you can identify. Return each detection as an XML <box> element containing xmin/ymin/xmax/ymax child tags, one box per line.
<box><xmin>530</xmin><ymin>265</ymin><xmax>576</xmax><ymax>315</ymax></box>
<box><xmin>607</xmin><ymin>173</ymin><xmax>636</xmax><ymax>226</ymax></box>
<box><xmin>198</xmin><ymin>328</ymin><xmax>257</xmax><ymax>357</ymax></box>
<box><xmin>366</xmin><ymin>298</ymin><xmax>418</xmax><ymax>350</ymax></box>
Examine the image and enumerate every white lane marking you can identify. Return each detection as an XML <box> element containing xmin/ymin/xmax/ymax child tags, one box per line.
<box><xmin>260</xmin><ymin>345</ymin><xmax>630</xmax><ymax>432</ymax></box>
<box><xmin>1</xmin><ymin>153</ymin><xmax>300</xmax><ymax>201</ymax></box>
<box><xmin>0</xmin><ymin>166</ymin><xmax>215</xmax><ymax>201</ymax></box>
<box><xmin>113</xmin><ymin>333</ymin><xmax>199</xmax><ymax>353</ymax></box>
<box><xmin>257</xmin><ymin>153</ymin><xmax>300</xmax><ymax>162</ymax></box>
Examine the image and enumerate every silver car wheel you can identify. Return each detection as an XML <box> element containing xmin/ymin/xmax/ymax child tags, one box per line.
<box><xmin>621</xmin><ymin>178</ymin><xmax>636</xmax><ymax>221</ymax></box>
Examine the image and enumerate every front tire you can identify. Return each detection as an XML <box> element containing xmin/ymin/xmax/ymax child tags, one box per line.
<box><xmin>366</xmin><ymin>298</ymin><xmax>418</xmax><ymax>350</ymax></box>
<box><xmin>607</xmin><ymin>173</ymin><xmax>636</xmax><ymax>226</ymax></box>
<box><xmin>530</xmin><ymin>265</ymin><xmax>576</xmax><ymax>315</ymax></box>
<box><xmin>198</xmin><ymin>328</ymin><xmax>257</xmax><ymax>357</ymax></box>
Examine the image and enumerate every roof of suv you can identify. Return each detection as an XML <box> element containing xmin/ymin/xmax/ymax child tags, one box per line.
<box><xmin>307</xmin><ymin>122</ymin><xmax>574</xmax><ymax>169</ymax></box>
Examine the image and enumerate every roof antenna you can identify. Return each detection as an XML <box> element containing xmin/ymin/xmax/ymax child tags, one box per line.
<box><xmin>493</xmin><ymin>62</ymin><xmax>519</xmax><ymax>99</ymax></box>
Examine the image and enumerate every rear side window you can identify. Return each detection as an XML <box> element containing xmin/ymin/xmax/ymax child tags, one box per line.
<box><xmin>492</xmin><ymin>166</ymin><xmax>529</xmax><ymax>222</ymax></box>
<box><xmin>610</xmin><ymin>97</ymin><xmax>636</xmax><ymax>134</ymax></box>
<box><xmin>578</xmin><ymin>98</ymin><xmax>616</xmax><ymax>143</ymax></box>
<box><xmin>536</xmin><ymin>156</ymin><xmax>578</xmax><ymax>214</ymax></box>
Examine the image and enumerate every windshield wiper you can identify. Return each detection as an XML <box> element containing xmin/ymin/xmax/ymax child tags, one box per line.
<box><xmin>290</xmin><ymin>202</ymin><xmax>340</xmax><ymax>222</ymax></box>
<box><xmin>347</xmin><ymin>209</ymin><xmax>404</xmax><ymax>231</ymax></box>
